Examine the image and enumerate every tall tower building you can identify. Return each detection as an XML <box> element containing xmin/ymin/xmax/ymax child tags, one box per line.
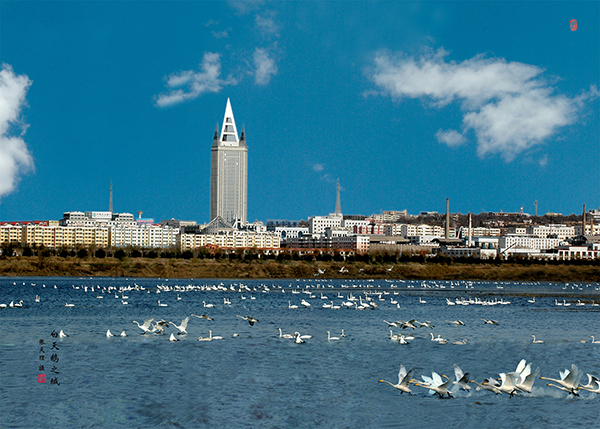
<box><xmin>210</xmin><ymin>98</ymin><xmax>247</xmax><ymax>224</ymax></box>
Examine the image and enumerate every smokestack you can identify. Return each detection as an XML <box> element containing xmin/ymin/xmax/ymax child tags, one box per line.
<box><xmin>468</xmin><ymin>212</ymin><xmax>472</xmax><ymax>247</ymax></box>
<box><xmin>335</xmin><ymin>179</ymin><xmax>342</xmax><ymax>216</ymax></box>
<box><xmin>445</xmin><ymin>198</ymin><xmax>450</xmax><ymax>239</ymax></box>
<box><xmin>583</xmin><ymin>204</ymin><xmax>586</xmax><ymax>236</ymax></box>
<box><xmin>109</xmin><ymin>183</ymin><xmax>113</xmax><ymax>213</ymax></box>
<box><xmin>534</xmin><ymin>200</ymin><xmax>538</xmax><ymax>217</ymax></box>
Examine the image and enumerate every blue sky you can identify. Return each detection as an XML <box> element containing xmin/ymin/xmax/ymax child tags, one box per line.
<box><xmin>0</xmin><ymin>1</ymin><xmax>598</xmax><ymax>223</ymax></box>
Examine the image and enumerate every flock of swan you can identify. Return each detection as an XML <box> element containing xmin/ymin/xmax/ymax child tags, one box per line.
<box><xmin>3</xmin><ymin>278</ymin><xmax>598</xmax><ymax>347</ymax></box>
<box><xmin>380</xmin><ymin>361</ymin><xmax>600</xmax><ymax>398</ymax></box>
<box><xmin>2</xmin><ymin>278</ymin><xmax>599</xmax><ymax>311</ymax></box>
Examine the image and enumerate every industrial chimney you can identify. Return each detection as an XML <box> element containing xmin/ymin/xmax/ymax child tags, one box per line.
<box><xmin>445</xmin><ymin>198</ymin><xmax>450</xmax><ymax>239</ymax></box>
<box><xmin>109</xmin><ymin>183</ymin><xmax>113</xmax><ymax>213</ymax></box>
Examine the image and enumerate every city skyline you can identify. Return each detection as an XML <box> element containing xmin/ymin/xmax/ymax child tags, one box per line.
<box><xmin>0</xmin><ymin>1</ymin><xmax>598</xmax><ymax>223</ymax></box>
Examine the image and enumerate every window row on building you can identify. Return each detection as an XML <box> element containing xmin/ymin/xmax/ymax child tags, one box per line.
<box><xmin>285</xmin><ymin>234</ymin><xmax>370</xmax><ymax>253</ymax></box>
<box><xmin>178</xmin><ymin>232</ymin><xmax>281</xmax><ymax>251</ymax></box>
<box><xmin>0</xmin><ymin>223</ymin><xmax>177</xmax><ymax>249</ymax></box>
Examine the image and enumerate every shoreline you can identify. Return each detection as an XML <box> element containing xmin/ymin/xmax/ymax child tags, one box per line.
<box><xmin>0</xmin><ymin>256</ymin><xmax>598</xmax><ymax>282</ymax></box>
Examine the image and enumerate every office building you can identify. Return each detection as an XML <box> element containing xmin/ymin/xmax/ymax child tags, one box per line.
<box><xmin>210</xmin><ymin>98</ymin><xmax>247</xmax><ymax>224</ymax></box>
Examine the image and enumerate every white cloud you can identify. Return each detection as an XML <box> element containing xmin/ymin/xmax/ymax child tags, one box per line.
<box><xmin>155</xmin><ymin>53</ymin><xmax>237</xmax><ymax>107</ymax></box>
<box><xmin>368</xmin><ymin>48</ymin><xmax>597</xmax><ymax>161</ymax></box>
<box><xmin>255</xmin><ymin>13</ymin><xmax>279</xmax><ymax>38</ymax></box>
<box><xmin>227</xmin><ymin>0</ymin><xmax>264</xmax><ymax>15</ymax></box>
<box><xmin>0</xmin><ymin>64</ymin><xmax>34</xmax><ymax>198</ymax></box>
<box><xmin>435</xmin><ymin>129</ymin><xmax>466</xmax><ymax>147</ymax></box>
<box><xmin>211</xmin><ymin>30</ymin><xmax>229</xmax><ymax>39</ymax></box>
<box><xmin>313</xmin><ymin>163</ymin><xmax>324</xmax><ymax>172</ymax></box>
<box><xmin>253</xmin><ymin>48</ymin><xmax>278</xmax><ymax>86</ymax></box>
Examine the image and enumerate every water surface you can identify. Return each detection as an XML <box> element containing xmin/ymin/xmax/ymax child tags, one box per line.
<box><xmin>1</xmin><ymin>277</ymin><xmax>599</xmax><ymax>428</ymax></box>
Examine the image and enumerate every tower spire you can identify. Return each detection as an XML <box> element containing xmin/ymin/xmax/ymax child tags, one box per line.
<box><xmin>219</xmin><ymin>98</ymin><xmax>239</xmax><ymax>145</ymax></box>
<box><xmin>335</xmin><ymin>179</ymin><xmax>342</xmax><ymax>216</ymax></box>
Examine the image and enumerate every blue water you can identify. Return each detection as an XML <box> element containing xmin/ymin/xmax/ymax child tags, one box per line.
<box><xmin>1</xmin><ymin>277</ymin><xmax>599</xmax><ymax>429</ymax></box>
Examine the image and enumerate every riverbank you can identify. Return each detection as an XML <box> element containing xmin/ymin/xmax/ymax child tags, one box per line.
<box><xmin>0</xmin><ymin>256</ymin><xmax>598</xmax><ymax>282</ymax></box>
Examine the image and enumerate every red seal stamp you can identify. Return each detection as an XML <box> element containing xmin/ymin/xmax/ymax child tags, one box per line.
<box><xmin>38</xmin><ymin>374</ymin><xmax>46</xmax><ymax>383</ymax></box>
<box><xmin>570</xmin><ymin>19</ymin><xmax>577</xmax><ymax>31</ymax></box>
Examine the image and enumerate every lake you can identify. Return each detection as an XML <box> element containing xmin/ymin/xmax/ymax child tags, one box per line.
<box><xmin>1</xmin><ymin>277</ymin><xmax>599</xmax><ymax>428</ymax></box>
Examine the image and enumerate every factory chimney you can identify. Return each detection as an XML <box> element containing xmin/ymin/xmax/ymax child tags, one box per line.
<box><xmin>334</xmin><ymin>179</ymin><xmax>342</xmax><ymax>217</ymax></box>
<box><xmin>582</xmin><ymin>204</ymin><xmax>586</xmax><ymax>236</ymax></box>
<box><xmin>445</xmin><ymin>198</ymin><xmax>450</xmax><ymax>239</ymax></box>
<box><xmin>109</xmin><ymin>183</ymin><xmax>113</xmax><ymax>213</ymax></box>
<box><xmin>468</xmin><ymin>212</ymin><xmax>472</xmax><ymax>247</ymax></box>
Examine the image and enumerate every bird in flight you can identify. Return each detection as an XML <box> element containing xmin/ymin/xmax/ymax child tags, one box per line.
<box><xmin>237</xmin><ymin>315</ymin><xmax>259</xmax><ymax>326</ymax></box>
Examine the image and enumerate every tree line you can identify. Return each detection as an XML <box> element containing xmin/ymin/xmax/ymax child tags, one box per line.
<box><xmin>1</xmin><ymin>242</ymin><xmax>597</xmax><ymax>266</ymax></box>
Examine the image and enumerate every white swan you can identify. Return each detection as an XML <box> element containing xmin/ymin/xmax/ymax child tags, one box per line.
<box><xmin>327</xmin><ymin>331</ymin><xmax>340</xmax><ymax>341</ymax></box>
<box><xmin>236</xmin><ymin>315</ymin><xmax>259</xmax><ymax>326</ymax></box>
<box><xmin>590</xmin><ymin>335</ymin><xmax>600</xmax><ymax>344</ymax></box>
<box><xmin>209</xmin><ymin>330</ymin><xmax>223</xmax><ymax>340</ymax></box>
<box><xmin>169</xmin><ymin>333</ymin><xmax>180</xmax><ymax>342</ymax></box>
<box><xmin>453</xmin><ymin>364</ymin><xmax>471</xmax><ymax>391</ymax></box>
<box><xmin>288</xmin><ymin>301</ymin><xmax>298</xmax><ymax>309</ymax></box>
<box><xmin>471</xmin><ymin>378</ymin><xmax>502</xmax><ymax>394</ymax></box>
<box><xmin>120</xmin><ymin>331</ymin><xmax>127</xmax><ymax>337</ymax></box>
<box><xmin>578</xmin><ymin>374</ymin><xmax>600</xmax><ymax>393</ymax></box>
<box><xmin>515</xmin><ymin>366</ymin><xmax>540</xmax><ymax>393</ymax></box>
<box><xmin>383</xmin><ymin>320</ymin><xmax>401</xmax><ymax>328</ymax></box>
<box><xmin>278</xmin><ymin>328</ymin><xmax>293</xmax><ymax>339</ymax></box>
<box><xmin>59</xmin><ymin>330</ymin><xmax>69</xmax><ymax>338</ymax></box>
<box><xmin>202</xmin><ymin>301</ymin><xmax>214</xmax><ymax>308</ymax></box>
<box><xmin>414</xmin><ymin>372</ymin><xmax>453</xmax><ymax>398</ymax></box>
<box><xmin>398</xmin><ymin>334</ymin><xmax>410</xmax><ymax>345</ymax></box>
<box><xmin>157</xmin><ymin>300</ymin><xmax>167</xmax><ymax>307</ymax></box>
<box><xmin>191</xmin><ymin>313</ymin><xmax>214</xmax><ymax>321</ymax></box>
<box><xmin>106</xmin><ymin>329</ymin><xmax>114</xmax><ymax>337</ymax></box>
<box><xmin>430</xmin><ymin>333</ymin><xmax>448</xmax><ymax>343</ymax></box>
<box><xmin>379</xmin><ymin>364</ymin><xmax>414</xmax><ymax>394</ymax></box>
<box><xmin>541</xmin><ymin>364</ymin><xmax>582</xmax><ymax>396</ymax></box>
<box><xmin>197</xmin><ymin>333</ymin><xmax>212</xmax><ymax>341</ymax></box>
<box><xmin>133</xmin><ymin>318</ymin><xmax>155</xmax><ymax>334</ymax></box>
<box><xmin>497</xmin><ymin>372</ymin><xmax>519</xmax><ymax>396</ymax></box>
<box><xmin>170</xmin><ymin>317</ymin><xmax>190</xmax><ymax>334</ymax></box>
<box><xmin>531</xmin><ymin>335</ymin><xmax>544</xmax><ymax>344</ymax></box>
<box><xmin>153</xmin><ymin>320</ymin><xmax>169</xmax><ymax>334</ymax></box>
<box><xmin>301</xmin><ymin>299</ymin><xmax>311</xmax><ymax>308</ymax></box>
